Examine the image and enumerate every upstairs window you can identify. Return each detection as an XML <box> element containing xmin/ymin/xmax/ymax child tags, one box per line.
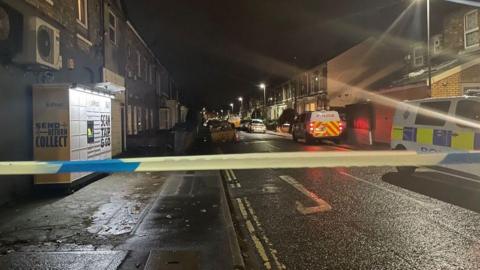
<box><xmin>413</xmin><ymin>46</ymin><xmax>424</xmax><ymax>67</ymax></box>
<box><xmin>465</xmin><ymin>10</ymin><xmax>479</xmax><ymax>49</ymax></box>
<box><xmin>136</xmin><ymin>51</ymin><xmax>142</xmax><ymax>77</ymax></box>
<box><xmin>77</xmin><ymin>0</ymin><xmax>88</xmax><ymax>28</ymax></box>
<box><xmin>108</xmin><ymin>10</ymin><xmax>117</xmax><ymax>45</ymax></box>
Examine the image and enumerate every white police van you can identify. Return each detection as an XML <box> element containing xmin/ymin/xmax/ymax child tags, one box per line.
<box><xmin>391</xmin><ymin>94</ymin><xmax>480</xmax><ymax>175</ymax></box>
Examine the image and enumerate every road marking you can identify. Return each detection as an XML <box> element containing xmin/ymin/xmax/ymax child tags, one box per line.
<box><xmin>236</xmin><ymin>197</ymin><xmax>285</xmax><ymax>270</ymax></box>
<box><xmin>224</xmin><ymin>170</ymin><xmax>232</xmax><ymax>182</ymax></box>
<box><xmin>339</xmin><ymin>172</ymin><xmax>434</xmax><ymax>208</ymax></box>
<box><xmin>267</xmin><ymin>143</ymin><xmax>281</xmax><ymax>150</ymax></box>
<box><xmin>279</xmin><ymin>175</ymin><xmax>332</xmax><ymax>214</ymax></box>
<box><xmin>419</xmin><ymin>167</ymin><xmax>480</xmax><ymax>185</ymax></box>
<box><xmin>229</xmin><ymin>169</ymin><xmax>237</xmax><ymax>180</ymax></box>
<box><xmin>236</xmin><ymin>198</ymin><xmax>248</xmax><ymax>219</ymax></box>
<box><xmin>244</xmin><ymin>198</ymin><xmax>285</xmax><ymax>270</ymax></box>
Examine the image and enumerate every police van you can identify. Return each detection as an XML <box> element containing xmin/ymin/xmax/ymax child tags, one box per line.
<box><xmin>391</xmin><ymin>94</ymin><xmax>480</xmax><ymax>175</ymax></box>
<box><xmin>292</xmin><ymin>110</ymin><xmax>344</xmax><ymax>144</ymax></box>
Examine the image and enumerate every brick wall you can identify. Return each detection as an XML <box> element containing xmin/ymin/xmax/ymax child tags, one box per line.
<box><xmin>461</xmin><ymin>64</ymin><xmax>480</xmax><ymax>83</ymax></box>
<box><xmin>432</xmin><ymin>72</ymin><xmax>461</xmax><ymax>97</ymax></box>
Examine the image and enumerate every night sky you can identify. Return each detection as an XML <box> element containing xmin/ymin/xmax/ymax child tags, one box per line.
<box><xmin>124</xmin><ymin>0</ymin><xmax>409</xmax><ymax>110</ymax></box>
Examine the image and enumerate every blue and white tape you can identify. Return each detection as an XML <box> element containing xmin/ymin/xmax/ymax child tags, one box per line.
<box><xmin>0</xmin><ymin>151</ymin><xmax>479</xmax><ymax>175</ymax></box>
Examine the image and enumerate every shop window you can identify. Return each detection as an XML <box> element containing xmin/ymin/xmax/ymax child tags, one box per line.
<box><xmin>465</xmin><ymin>10</ymin><xmax>479</xmax><ymax>49</ymax></box>
<box><xmin>414</xmin><ymin>101</ymin><xmax>451</xmax><ymax>126</ymax></box>
<box><xmin>77</xmin><ymin>0</ymin><xmax>88</xmax><ymax>28</ymax></box>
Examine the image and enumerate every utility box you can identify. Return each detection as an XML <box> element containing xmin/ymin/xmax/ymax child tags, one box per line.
<box><xmin>33</xmin><ymin>84</ymin><xmax>113</xmax><ymax>186</ymax></box>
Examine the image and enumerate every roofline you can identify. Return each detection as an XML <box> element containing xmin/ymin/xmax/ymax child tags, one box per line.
<box><xmin>432</xmin><ymin>56</ymin><xmax>480</xmax><ymax>83</ymax></box>
<box><xmin>126</xmin><ymin>21</ymin><xmax>172</xmax><ymax>83</ymax></box>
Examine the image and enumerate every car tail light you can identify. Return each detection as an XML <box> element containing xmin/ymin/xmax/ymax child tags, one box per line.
<box><xmin>308</xmin><ymin>122</ymin><xmax>314</xmax><ymax>132</ymax></box>
<box><xmin>339</xmin><ymin>122</ymin><xmax>343</xmax><ymax>131</ymax></box>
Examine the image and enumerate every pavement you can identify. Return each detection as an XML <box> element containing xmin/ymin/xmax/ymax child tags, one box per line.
<box><xmin>0</xmin><ymin>170</ymin><xmax>238</xmax><ymax>269</ymax></box>
<box><xmin>2</xmin><ymin>131</ymin><xmax>480</xmax><ymax>269</ymax></box>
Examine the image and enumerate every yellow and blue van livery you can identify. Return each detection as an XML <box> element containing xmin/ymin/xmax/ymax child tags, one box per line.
<box><xmin>391</xmin><ymin>95</ymin><xmax>480</xmax><ymax>175</ymax></box>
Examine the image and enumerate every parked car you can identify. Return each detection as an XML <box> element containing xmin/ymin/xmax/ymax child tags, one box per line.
<box><xmin>227</xmin><ymin>115</ymin><xmax>241</xmax><ymax>129</ymax></box>
<box><xmin>209</xmin><ymin>120</ymin><xmax>238</xmax><ymax>143</ymax></box>
<box><xmin>292</xmin><ymin>110</ymin><xmax>344</xmax><ymax>144</ymax></box>
<box><xmin>248</xmin><ymin>119</ymin><xmax>266</xmax><ymax>133</ymax></box>
<box><xmin>240</xmin><ymin>119</ymin><xmax>251</xmax><ymax>131</ymax></box>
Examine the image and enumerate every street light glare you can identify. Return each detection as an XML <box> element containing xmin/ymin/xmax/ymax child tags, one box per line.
<box><xmin>259</xmin><ymin>83</ymin><xmax>266</xmax><ymax>89</ymax></box>
<box><xmin>238</xmin><ymin>97</ymin><xmax>243</xmax><ymax>101</ymax></box>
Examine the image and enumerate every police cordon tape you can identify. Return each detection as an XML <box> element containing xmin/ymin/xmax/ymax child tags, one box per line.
<box><xmin>1</xmin><ymin>151</ymin><xmax>480</xmax><ymax>175</ymax></box>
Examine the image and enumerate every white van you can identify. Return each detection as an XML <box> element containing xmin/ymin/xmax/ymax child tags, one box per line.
<box><xmin>391</xmin><ymin>95</ymin><xmax>480</xmax><ymax>175</ymax></box>
<box><xmin>292</xmin><ymin>110</ymin><xmax>344</xmax><ymax>144</ymax></box>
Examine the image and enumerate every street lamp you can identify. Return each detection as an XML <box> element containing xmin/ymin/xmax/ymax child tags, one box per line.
<box><xmin>238</xmin><ymin>97</ymin><xmax>243</xmax><ymax>116</ymax></box>
<box><xmin>416</xmin><ymin>0</ymin><xmax>431</xmax><ymax>88</ymax></box>
<box><xmin>229</xmin><ymin>103</ymin><xmax>234</xmax><ymax>114</ymax></box>
<box><xmin>259</xmin><ymin>83</ymin><xmax>266</xmax><ymax>106</ymax></box>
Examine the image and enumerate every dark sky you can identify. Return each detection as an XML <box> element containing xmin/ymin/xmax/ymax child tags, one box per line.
<box><xmin>124</xmin><ymin>0</ymin><xmax>409</xmax><ymax>110</ymax></box>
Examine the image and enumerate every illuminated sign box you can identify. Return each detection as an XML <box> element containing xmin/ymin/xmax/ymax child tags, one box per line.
<box><xmin>33</xmin><ymin>84</ymin><xmax>113</xmax><ymax>185</ymax></box>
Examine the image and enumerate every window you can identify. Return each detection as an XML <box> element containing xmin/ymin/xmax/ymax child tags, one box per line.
<box><xmin>136</xmin><ymin>51</ymin><xmax>141</xmax><ymax>77</ymax></box>
<box><xmin>149</xmin><ymin>65</ymin><xmax>155</xmax><ymax>85</ymax></box>
<box><xmin>455</xmin><ymin>100</ymin><xmax>480</xmax><ymax>127</ymax></box>
<box><xmin>108</xmin><ymin>10</ymin><xmax>117</xmax><ymax>45</ymax></box>
<box><xmin>150</xmin><ymin>109</ymin><xmax>154</xmax><ymax>129</ymax></box>
<box><xmin>137</xmin><ymin>107</ymin><xmax>143</xmax><ymax>132</ymax></box>
<box><xmin>76</xmin><ymin>0</ymin><xmax>88</xmax><ymax>28</ymax></box>
<box><xmin>145</xmin><ymin>108</ymin><xmax>150</xmax><ymax>130</ymax></box>
<box><xmin>413</xmin><ymin>46</ymin><xmax>424</xmax><ymax>67</ymax></box>
<box><xmin>159</xmin><ymin>108</ymin><xmax>170</xmax><ymax>129</ymax></box>
<box><xmin>156</xmin><ymin>72</ymin><xmax>162</xmax><ymax>95</ymax></box>
<box><xmin>133</xmin><ymin>106</ymin><xmax>138</xmax><ymax>135</ymax></box>
<box><xmin>127</xmin><ymin>105</ymin><xmax>133</xmax><ymax>135</ymax></box>
<box><xmin>414</xmin><ymin>101</ymin><xmax>451</xmax><ymax>126</ymax></box>
<box><xmin>465</xmin><ymin>10</ymin><xmax>479</xmax><ymax>49</ymax></box>
<box><xmin>144</xmin><ymin>58</ymin><xmax>148</xmax><ymax>82</ymax></box>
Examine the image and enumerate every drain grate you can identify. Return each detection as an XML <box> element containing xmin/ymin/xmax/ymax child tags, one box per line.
<box><xmin>144</xmin><ymin>250</ymin><xmax>200</xmax><ymax>270</ymax></box>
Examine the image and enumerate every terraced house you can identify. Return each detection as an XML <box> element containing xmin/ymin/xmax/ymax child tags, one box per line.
<box><xmin>0</xmin><ymin>0</ymin><xmax>184</xmax><ymax>204</ymax></box>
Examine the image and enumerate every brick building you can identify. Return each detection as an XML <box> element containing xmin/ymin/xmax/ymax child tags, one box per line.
<box><xmin>0</xmin><ymin>0</ymin><xmax>183</xmax><ymax>204</ymax></box>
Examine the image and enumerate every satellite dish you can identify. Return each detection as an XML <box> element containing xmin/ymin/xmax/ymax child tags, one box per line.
<box><xmin>0</xmin><ymin>6</ymin><xmax>10</xmax><ymax>41</ymax></box>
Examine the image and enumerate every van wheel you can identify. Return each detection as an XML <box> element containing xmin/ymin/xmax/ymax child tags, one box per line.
<box><xmin>396</xmin><ymin>166</ymin><xmax>416</xmax><ymax>175</ymax></box>
<box><xmin>394</xmin><ymin>144</ymin><xmax>416</xmax><ymax>175</ymax></box>
<box><xmin>305</xmin><ymin>133</ymin><xmax>315</xmax><ymax>144</ymax></box>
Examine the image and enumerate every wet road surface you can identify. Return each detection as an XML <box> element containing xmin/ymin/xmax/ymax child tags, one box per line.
<box><xmin>213</xmin><ymin>131</ymin><xmax>480</xmax><ymax>269</ymax></box>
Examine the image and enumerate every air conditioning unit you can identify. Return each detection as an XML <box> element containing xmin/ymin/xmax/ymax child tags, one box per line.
<box><xmin>14</xmin><ymin>16</ymin><xmax>62</xmax><ymax>70</ymax></box>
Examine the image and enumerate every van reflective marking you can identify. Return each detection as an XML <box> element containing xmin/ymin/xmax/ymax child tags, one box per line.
<box><xmin>416</xmin><ymin>128</ymin><xmax>433</xmax><ymax>145</ymax></box>
<box><xmin>433</xmin><ymin>130</ymin><xmax>452</xmax><ymax>147</ymax></box>
<box><xmin>475</xmin><ymin>133</ymin><xmax>480</xmax><ymax>150</ymax></box>
<box><xmin>403</xmin><ymin>127</ymin><xmax>417</xmax><ymax>142</ymax></box>
<box><xmin>451</xmin><ymin>132</ymin><xmax>474</xmax><ymax>151</ymax></box>
<box><xmin>391</xmin><ymin>126</ymin><xmax>403</xmax><ymax>141</ymax></box>
<box><xmin>55</xmin><ymin>159</ymin><xmax>141</xmax><ymax>173</ymax></box>
<box><xmin>440</xmin><ymin>152</ymin><xmax>480</xmax><ymax>165</ymax></box>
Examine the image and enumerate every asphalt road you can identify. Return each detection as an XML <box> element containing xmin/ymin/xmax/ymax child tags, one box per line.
<box><xmin>212</xmin><ymin>131</ymin><xmax>480</xmax><ymax>269</ymax></box>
